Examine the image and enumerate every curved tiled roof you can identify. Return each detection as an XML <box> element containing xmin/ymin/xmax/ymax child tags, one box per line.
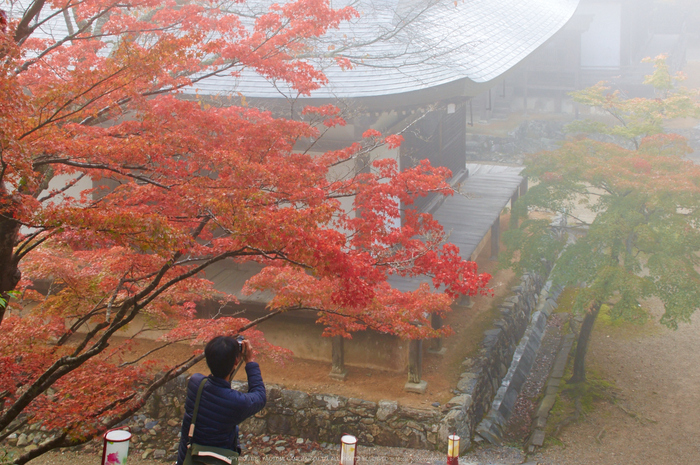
<box><xmin>10</xmin><ymin>0</ymin><xmax>579</xmax><ymax>99</ymax></box>
<box><xmin>192</xmin><ymin>0</ymin><xmax>580</xmax><ymax>99</ymax></box>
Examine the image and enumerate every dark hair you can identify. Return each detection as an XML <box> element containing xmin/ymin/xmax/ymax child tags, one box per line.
<box><xmin>205</xmin><ymin>336</ymin><xmax>241</xmax><ymax>379</ymax></box>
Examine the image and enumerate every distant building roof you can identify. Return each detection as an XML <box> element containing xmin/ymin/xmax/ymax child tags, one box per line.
<box><xmin>192</xmin><ymin>0</ymin><xmax>580</xmax><ymax>99</ymax></box>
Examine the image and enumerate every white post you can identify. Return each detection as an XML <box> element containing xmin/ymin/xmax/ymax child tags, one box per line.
<box><xmin>102</xmin><ymin>429</ymin><xmax>132</xmax><ymax>465</ymax></box>
<box><xmin>447</xmin><ymin>434</ymin><xmax>460</xmax><ymax>465</ymax></box>
<box><xmin>340</xmin><ymin>434</ymin><xmax>357</xmax><ymax>465</ymax></box>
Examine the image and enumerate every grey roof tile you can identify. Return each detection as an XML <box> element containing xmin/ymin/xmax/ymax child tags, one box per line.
<box><xmin>11</xmin><ymin>0</ymin><xmax>580</xmax><ymax>99</ymax></box>
<box><xmin>189</xmin><ymin>0</ymin><xmax>580</xmax><ymax>98</ymax></box>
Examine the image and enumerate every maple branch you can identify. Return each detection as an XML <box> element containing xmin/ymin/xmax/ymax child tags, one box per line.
<box><xmin>119</xmin><ymin>304</ymin><xmax>288</xmax><ymax>368</ymax></box>
<box><xmin>13</xmin><ymin>230</ymin><xmax>53</xmax><ymax>261</ymax></box>
<box><xmin>322</xmin><ymin>110</ymin><xmax>431</xmax><ymax>171</ymax></box>
<box><xmin>238</xmin><ymin>307</ymin><xmax>289</xmax><ymax>332</ymax></box>
<box><xmin>92</xmin><ymin>392</ymin><xmax>137</xmax><ymax>418</ymax></box>
<box><xmin>373</xmin><ymin>239</ymin><xmax>440</xmax><ymax>270</ymax></box>
<box><xmin>13</xmin><ymin>0</ymin><xmax>48</xmax><ymax>45</ymax></box>
<box><xmin>114</xmin><ymin>323</ymin><xmax>175</xmax><ymax>345</ymax></box>
<box><xmin>71</xmin><ymin>59</ymin><xmax>242</xmax><ymax>127</ymax></box>
<box><xmin>36</xmin><ymin>173</ymin><xmax>86</xmax><ymax>203</ymax></box>
<box><xmin>105</xmin><ymin>276</ymin><xmax>126</xmax><ymax>322</ymax></box>
<box><xmin>134</xmin><ymin>249</ymin><xmax>251</xmax><ymax>309</ymax></box>
<box><xmin>0</xmin><ymin>416</ymin><xmax>27</xmax><ymax>443</ymax></box>
<box><xmin>32</xmin><ymin>159</ymin><xmax>170</xmax><ymax>189</ymax></box>
<box><xmin>314</xmin><ymin>15</ymin><xmax>413</xmax><ymax>61</ymax></box>
<box><xmin>562</xmin><ymin>210</ymin><xmax>592</xmax><ymax>227</ymax></box>
<box><xmin>118</xmin><ymin>339</ymin><xmax>191</xmax><ymax>367</ymax></box>
<box><xmin>14</xmin><ymin>2</ymin><xmax>117</xmax><ymax>68</ymax></box>
<box><xmin>245</xmin><ymin>247</ymin><xmax>312</xmax><ymax>269</ymax></box>
<box><xmin>21</xmin><ymin>67</ymin><xmax>129</xmax><ymax>139</ymax></box>
<box><xmin>55</xmin><ymin>302</ymin><xmax>107</xmax><ymax>347</ymax></box>
<box><xmin>77</xmin><ymin>97</ymin><xmax>132</xmax><ymax>126</ymax></box>
<box><xmin>69</xmin><ymin>320</ymin><xmax>111</xmax><ymax>358</ymax></box>
<box><xmin>326</xmin><ymin>140</ymin><xmax>383</xmax><ymax>169</ymax></box>
<box><xmin>136</xmin><ymin>59</ymin><xmax>243</xmax><ymax>100</ymax></box>
<box><xmin>103</xmin><ymin>352</ymin><xmax>201</xmax><ymax>411</ymax></box>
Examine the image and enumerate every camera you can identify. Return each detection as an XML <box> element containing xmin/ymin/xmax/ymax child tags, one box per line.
<box><xmin>236</xmin><ymin>335</ymin><xmax>245</xmax><ymax>354</ymax></box>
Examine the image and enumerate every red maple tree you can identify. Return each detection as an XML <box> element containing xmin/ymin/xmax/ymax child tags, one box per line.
<box><xmin>0</xmin><ymin>0</ymin><xmax>490</xmax><ymax>460</ymax></box>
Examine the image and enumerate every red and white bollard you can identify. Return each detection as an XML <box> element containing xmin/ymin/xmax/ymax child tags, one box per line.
<box><xmin>340</xmin><ymin>434</ymin><xmax>357</xmax><ymax>465</ymax></box>
<box><xmin>101</xmin><ymin>428</ymin><xmax>132</xmax><ymax>465</ymax></box>
<box><xmin>447</xmin><ymin>434</ymin><xmax>460</xmax><ymax>465</ymax></box>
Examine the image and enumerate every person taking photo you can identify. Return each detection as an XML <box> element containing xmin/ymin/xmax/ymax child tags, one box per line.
<box><xmin>176</xmin><ymin>335</ymin><xmax>266</xmax><ymax>465</ymax></box>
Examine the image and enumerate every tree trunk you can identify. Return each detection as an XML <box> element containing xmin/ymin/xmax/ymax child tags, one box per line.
<box><xmin>568</xmin><ymin>301</ymin><xmax>601</xmax><ymax>384</ymax></box>
<box><xmin>0</xmin><ymin>202</ymin><xmax>21</xmax><ymax>325</ymax></box>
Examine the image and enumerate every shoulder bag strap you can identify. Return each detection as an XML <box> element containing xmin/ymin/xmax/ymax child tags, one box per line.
<box><xmin>188</xmin><ymin>378</ymin><xmax>209</xmax><ymax>442</ymax></box>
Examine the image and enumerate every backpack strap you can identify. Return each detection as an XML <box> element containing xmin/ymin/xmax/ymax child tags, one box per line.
<box><xmin>188</xmin><ymin>378</ymin><xmax>209</xmax><ymax>442</ymax></box>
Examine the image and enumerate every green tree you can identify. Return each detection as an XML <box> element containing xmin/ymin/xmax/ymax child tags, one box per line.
<box><xmin>505</xmin><ymin>56</ymin><xmax>700</xmax><ymax>383</ymax></box>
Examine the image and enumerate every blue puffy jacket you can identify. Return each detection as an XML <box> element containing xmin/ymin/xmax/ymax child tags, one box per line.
<box><xmin>176</xmin><ymin>363</ymin><xmax>266</xmax><ymax>465</ymax></box>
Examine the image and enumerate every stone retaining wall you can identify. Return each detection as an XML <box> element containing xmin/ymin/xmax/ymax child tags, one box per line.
<box><xmin>476</xmin><ymin>280</ymin><xmax>563</xmax><ymax>443</ymax></box>
<box><xmin>440</xmin><ymin>271</ymin><xmax>545</xmax><ymax>452</ymax></box>
<box><xmin>239</xmin><ymin>387</ymin><xmax>443</xmax><ymax>449</ymax></box>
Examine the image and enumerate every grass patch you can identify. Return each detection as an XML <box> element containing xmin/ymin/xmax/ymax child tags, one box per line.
<box><xmin>553</xmin><ymin>287</ymin><xmax>577</xmax><ymax>314</ymax></box>
<box><xmin>597</xmin><ymin>304</ymin><xmax>630</xmax><ymax>328</ymax></box>
<box><xmin>545</xmin><ymin>359</ymin><xmax>620</xmax><ymax>440</ymax></box>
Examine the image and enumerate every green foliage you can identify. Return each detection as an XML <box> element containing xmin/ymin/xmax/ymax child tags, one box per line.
<box><xmin>501</xmin><ymin>217</ymin><xmax>564</xmax><ymax>277</ymax></box>
<box><xmin>596</xmin><ymin>303</ymin><xmax>647</xmax><ymax>328</ymax></box>
<box><xmin>0</xmin><ymin>448</ymin><xmax>14</xmax><ymax>465</ymax></box>
<box><xmin>507</xmin><ymin>57</ymin><xmax>700</xmax><ymax>382</ymax></box>
<box><xmin>508</xmin><ymin>57</ymin><xmax>700</xmax><ymax>331</ymax></box>
<box><xmin>566</xmin><ymin>55</ymin><xmax>700</xmax><ymax>148</ymax></box>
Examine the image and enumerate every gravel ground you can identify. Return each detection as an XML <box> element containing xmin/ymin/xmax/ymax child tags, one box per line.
<box><xmin>531</xmin><ymin>299</ymin><xmax>700</xmax><ymax>465</ymax></box>
<box><xmin>19</xmin><ymin>442</ymin><xmax>527</xmax><ymax>465</ymax></box>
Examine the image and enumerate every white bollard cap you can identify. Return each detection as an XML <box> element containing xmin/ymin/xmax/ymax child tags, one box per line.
<box><xmin>340</xmin><ymin>434</ymin><xmax>357</xmax><ymax>465</ymax></box>
<box><xmin>447</xmin><ymin>434</ymin><xmax>460</xmax><ymax>458</ymax></box>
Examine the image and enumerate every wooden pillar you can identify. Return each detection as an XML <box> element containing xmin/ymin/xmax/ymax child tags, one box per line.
<box><xmin>523</xmin><ymin>70</ymin><xmax>529</xmax><ymax>115</ymax></box>
<box><xmin>491</xmin><ymin>217</ymin><xmax>500</xmax><ymax>259</ymax></box>
<box><xmin>427</xmin><ymin>313</ymin><xmax>446</xmax><ymax>355</ymax></box>
<box><xmin>405</xmin><ymin>339</ymin><xmax>427</xmax><ymax>393</ymax></box>
<box><xmin>520</xmin><ymin>177</ymin><xmax>528</xmax><ymax>196</ymax></box>
<box><xmin>329</xmin><ymin>336</ymin><xmax>347</xmax><ymax>381</ymax></box>
<box><xmin>510</xmin><ymin>189</ymin><xmax>519</xmax><ymax>210</ymax></box>
<box><xmin>480</xmin><ymin>91</ymin><xmax>490</xmax><ymax>121</ymax></box>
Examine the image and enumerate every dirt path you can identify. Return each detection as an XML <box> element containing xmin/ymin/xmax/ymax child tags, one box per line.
<box><xmin>532</xmin><ymin>299</ymin><xmax>700</xmax><ymax>465</ymax></box>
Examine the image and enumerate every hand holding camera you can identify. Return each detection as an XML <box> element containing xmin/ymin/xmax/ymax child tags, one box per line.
<box><xmin>236</xmin><ymin>336</ymin><xmax>254</xmax><ymax>364</ymax></box>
